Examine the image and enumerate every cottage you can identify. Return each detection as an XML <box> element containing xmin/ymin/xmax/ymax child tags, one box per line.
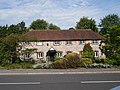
<box><xmin>18</xmin><ymin>29</ymin><xmax>105</xmax><ymax>62</ymax></box>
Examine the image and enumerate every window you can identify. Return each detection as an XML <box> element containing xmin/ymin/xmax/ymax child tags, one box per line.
<box><xmin>37</xmin><ymin>52</ymin><xmax>44</xmax><ymax>58</ymax></box>
<box><xmin>54</xmin><ymin>41</ymin><xmax>60</xmax><ymax>45</ymax></box>
<box><xmin>92</xmin><ymin>40</ymin><xmax>98</xmax><ymax>44</ymax></box>
<box><xmin>80</xmin><ymin>40</ymin><xmax>85</xmax><ymax>45</ymax></box>
<box><xmin>66</xmin><ymin>51</ymin><xmax>72</xmax><ymax>54</ymax></box>
<box><xmin>66</xmin><ymin>41</ymin><xmax>72</xmax><ymax>45</ymax></box>
<box><xmin>56</xmin><ymin>51</ymin><xmax>63</xmax><ymax>58</ymax></box>
<box><xmin>94</xmin><ymin>51</ymin><xmax>99</xmax><ymax>57</ymax></box>
<box><xmin>25</xmin><ymin>52</ymin><xmax>30</xmax><ymax>59</ymax></box>
<box><xmin>36</xmin><ymin>41</ymin><xmax>43</xmax><ymax>46</ymax></box>
<box><xmin>25</xmin><ymin>42</ymin><xmax>30</xmax><ymax>45</ymax></box>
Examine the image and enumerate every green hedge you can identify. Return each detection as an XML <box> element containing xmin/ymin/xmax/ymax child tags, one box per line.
<box><xmin>51</xmin><ymin>53</ymin><xmax>81</xmax><ymax>69</ymax></box>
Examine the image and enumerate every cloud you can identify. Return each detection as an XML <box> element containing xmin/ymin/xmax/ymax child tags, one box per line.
<box><xmin>0</xmin><ymin>0</ymin><xmax>119</xmax><ymax>29</ymax></box>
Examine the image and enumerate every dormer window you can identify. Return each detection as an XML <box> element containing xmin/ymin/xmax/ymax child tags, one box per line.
<box><xmin>54</xmin><ymin>41</ymin><xmax>60</xmax><ymax>45</ymax></box>
<box><xmin>80</xmin><ymin>40</ymin><xmax>85</xmax><ymax>45</ymax></box>
<box><xmin>66</xmin><ymin>41</ymin><xmax>72</xmax><ymax>45</ymax></box>
<box><xmin>92</xmin><ymin>40</ymin><xmax>98</xmax><ymax>44</ymax></box>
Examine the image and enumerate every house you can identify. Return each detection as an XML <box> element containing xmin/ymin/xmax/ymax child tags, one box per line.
<box><xmin>18</xmin><ymin>29</ymin><xmax>105</xmax><ymax>62</ymax></box>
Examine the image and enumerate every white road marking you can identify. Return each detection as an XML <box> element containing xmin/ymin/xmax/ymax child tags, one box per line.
<box><xmin>0</xmin><ymin>82</ymin><xmax>40</xmax><ymax>85</ymax></box>
<box><xmin>81</xmin><ymin>81</ymin><xmax>120</xmax><ymax>84</ymax></box>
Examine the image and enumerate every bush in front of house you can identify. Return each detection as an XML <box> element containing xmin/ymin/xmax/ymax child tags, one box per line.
<box><xmin>80</xmin><ymin>58</ymin><xmax>93</xmax><ymax>68</ymax></box>
<box><xmin>3</xmin><ymin>61</ymin><xmax>34</xmax><ymax>69</ymax></box>
<box><xmin>50</xmin><ymin>53</ymin><xmax>81</xmax><ymax>69</ymax></box>
<box><xmin>50</xmin><ymin>58</ymin><xmax>68</xmax><ymax>69</ymax></box>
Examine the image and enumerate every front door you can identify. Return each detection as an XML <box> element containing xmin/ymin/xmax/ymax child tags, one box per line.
<box><xmin>46</xmin><ymin>48</ymin><xmax>57</xmax><ymax>61</ymax></box>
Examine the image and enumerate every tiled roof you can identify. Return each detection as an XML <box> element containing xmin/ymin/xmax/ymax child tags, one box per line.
<box><xmin>26</xmin><ymin>29</ymin><xmax>105</xmax><ymax>41</ymax></box>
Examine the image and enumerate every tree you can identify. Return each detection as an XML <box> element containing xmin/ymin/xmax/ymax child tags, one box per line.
<box><xmin>0</xmin><ymin>25</ymin><xmax>8</xmax><ymax>37</ymax></box>
<box><xmin>0</xmin><ymin>34</ymin><xmax>28</xmax><ymax>65</ymax></box>
<box><xmin>81</xmin><ymin>43</ymin><xmax>94</xmax><ymax>67</ymax></box>
<box><xmin>0</xmin><ymin>21</ymin><xmax>27</xmax><ymax>37</ymax></box>
<box><xmin>75</xmin><ymin>17</ymin><xmax>98</xmax><ymax>32</ymax></box>
<box><xmin>48</xmin><ymin>23</ymin><xmax>61</xmax><ymax>30</ymax></box>
<box><xmin>100</xmin><ymin>14</ymin><xmax>120</xmax><ymax>63</ymax></box>
<box><xmin>100</xmin><ymin>14</ymin><xmax>120</xmax><ymax>35</ymax></box>
<box><xmin>102</xmin><ymin>24</ymin><xmax>120</xmax><ymax>65</ymax></box>
<box><xmin>30</xmin><ymin>19</ymin><xmax>61</xmax><ymax>30</ymax></box>
<box><xmin>82</xmin><ymin>43</ymin><xmax>94</xmax><ymax>58</ymax></box>
<box><xmin>30</xmin><ymin>19</ymin><xmax>48</xmax><ymax>30</ymax></box>
<box><xmin>17</xmin><ymin>21</ymin><xmax>27</xmax><ymax>34</ymax></box>
<box><xmin>69</xmin><ymin>27</ymin><xmax>75</xmax><ymax>30</ymax></box>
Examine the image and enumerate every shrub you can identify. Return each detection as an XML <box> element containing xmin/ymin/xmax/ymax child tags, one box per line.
<box><xmin>81</xmin><ymin>58</ymin><xmax>93</xmax><ymax>67</ymax></box>
<box><xmin>3</xmin><ymin>61</ymin><xmax>33</xmax><ymax>69</ymax></box>
<box><xmin>4</xmin><ymin>64</ymin><xmax>22</xmax><ymax>69</ymax></box>
<box><xmin>51</xmin><ymin>53</ymin><xmax>81</xmax><ymax>69</ymax></box>
<box><xmin>93</xmin><ymin>58</ymin><xmax>106</xmax><ymax>63</ymax></box>
<box><xmin>65</xmin><ymin>53</ymin><xmax>81</xmax><ymax>68</ymax></box>
<box><xmin>105</xmin><ymin>58</ymin><xmax>117</xmax><ymax>65</ymax></box>
<box><xmin>51</xmin><ymin>58</ymin><xmax>68</xmax><ymax>69</ymax></box>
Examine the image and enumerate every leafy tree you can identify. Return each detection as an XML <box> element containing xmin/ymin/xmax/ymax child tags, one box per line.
<box><xmin>100</xmin><ymin>14</ymin><xmax>120</xmax><ymax>35</ymax></box>
<box><xmin>100</xmin><ymin>14</ymin><xmax>120</xmax><ymax>65</ymax></box>
<box><xmin>49</xmin><ymin>23</ymin><xmax>61</xmax><ymax>30</ymax></box>
<box><xmin>30</xmin><ymin>19</ymin><xmax>61</xmax><ymax>30</ymax></box>
<box><xmin>0</xmin><ymin>21</ymin><xmax>27</xmax><ymax>37</ymax></box>
<box><xmin>75</xmin><ymin>17</ymin><xmax>98</xmax><ymax>32</ymax></box>
<box><xmin>82</xmin><ymin>43</ymin><xmax>94</xmax><ymax>58</ymax></box>
<box><xmin>102</xmin><ymin>24</ymin><xmax>120</xmax><ymax>65</ymax></box>
<box><xmin>30</xmin><ymin>19</ymin><xmax>48</xmax><ymax>30</ymax></box>
<box><xmin>81</xmin><ymin>43</ymin><xmax>94</xmax><ymax>67</ymax></box>
<box><xmin>17</xmin><ymin>21</ymin><xmax>27</xmax><ymax>34</ymax></box>
<box><xmin>69</xmin><ymin>27</ymin><xmax>75</xmax><ymax>30</ymax></box>
<box><xmin>0</xmin><ymin>25</ymin><xmax>8</xmax><ymax>37</ymax></box>
<box><xmin>0</xmin><ymin>34</ymin><xmax>28</xmax><ymax>65</ymax></box>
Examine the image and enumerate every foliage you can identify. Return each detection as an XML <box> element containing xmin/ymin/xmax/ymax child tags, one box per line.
<box><xmin>75</xmin><ymin>16</ymin><xmax>98</xmax><ymax>32</ymax></box>
<box><xmin>100</xmin><ymin>14</ymin><xmax>120</xmax><ymax>66</ymax></box>
<box><xmin>89</xmin><ymin>63</ymin><xmax>112</xmax><ymax>68</ymax></box>
<box><xmin>65</xmin><ymin>53</ymin><xmax>81</xmax><ymax>68</ymax></box>
<box><xmin>81</xmin><ymin>58</ymin><xmax>93</xmax><ymax>67</ymax></box>
<box><xmin>30</xmin><ymin>19</ymin><xmax>60</xmax><ymax>30</ymax></box>
<box><xmin>21</xmin><ymin>48</ymin><xmax>37</xmax><ymax>61</ymax></box>
<box><xmin>51</xmin><ymin>53</ymin><xmax>81</xmax><ymax>69</ymax></box>
<box><xmin>82</xmin><ymin>43</ymin><xmax>94</xmax><ymax>58</ymax></box>
<box><xmin>100</xmin><ymin>14</ymin><xmax>120</xmax><ymax>35</ymax></box>
<box><xmin>80</xmin><ymin>43</ymin><xmax>94</xmax><ymax>67</ymax></box>
<box><xmin>0</xmin><ymin>21</ymin><xmax>27</xmax><ymax>37</ymax></box>
<box><xmin>3</xmin><ymin>61</ymin><xmax>33</xmax><ymax>69</ymax></box>
<box><xmin>30</xmin><ymin>19</ymin><xmax>48</xmax><ymax>30</ymax></box>
<box><xmin>50</xmin><ymin>58</ymin><xmax>68</xmax><ymax>69</ymax></box>
<box><xmin>49</xmin><ymin>23</ymin><xmax>61</xmax><ymax>30</ymax></box>
<box><xmin>69</xmin><ymin>27</ymin><xmax>75</xmax><ymax>30</ymax></box>
<box><xmin>0</xmin><ymin>34</ymin><xmax>28</xmax><ymax>65</ymax></box>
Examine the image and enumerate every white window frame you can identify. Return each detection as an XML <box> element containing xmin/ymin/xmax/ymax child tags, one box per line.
<box><xmin>25</xmin><ymin>52</ymin><xmax>30</xmax><ymax>59</ymax></box>
<box><xmin>56</xmin><ymin>51</ymin><xmax>63</xmax><ymax>58</ymax></box>
<box><xmin>80</xmin><ymin>40</ymin><xmax>85</xmax><ymax>45</ymax></box>
<box><xmin>37</xmin><ymin>52</ymin><xmax>44</xmax><ymax>58</ymax></box>
<box><xmin>54</xmin><ymin>41</ymin><xmax>61</xmax><ymax>46</ymax></box>
<box><xmin>66</xmin><ymin>41</ymin><xmax>72</xmax><ymax>45</ymax></box>
<box><xmin>94</xmin><ymin>51</ymin><xmax>99</xmax><ymax>57</ymax></box>
<box><xmin>92</xmin><ymin>40</ymin><xmax>98</xmax><ymax>45</ymax></box>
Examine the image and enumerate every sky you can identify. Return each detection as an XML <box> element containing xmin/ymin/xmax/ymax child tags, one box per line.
<box><xmin>0</xmin><ymin>0</ymin><xmax>120</xmax><ymax>29</ymax></box>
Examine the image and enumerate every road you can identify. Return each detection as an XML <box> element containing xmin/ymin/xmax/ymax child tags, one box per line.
<box><xmin>0</xmin><ymin>73</ymin><xmax>120</xmax><ymax>90</ymax></box>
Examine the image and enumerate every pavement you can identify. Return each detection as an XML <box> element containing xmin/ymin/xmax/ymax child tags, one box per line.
<box><xmin>0</xmin><ymin>68</ymin><xmax>120</xmax><ymax>75</ymax></box>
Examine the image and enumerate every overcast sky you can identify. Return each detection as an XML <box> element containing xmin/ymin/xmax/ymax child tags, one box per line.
<box><xmin>0</xmin><ymin>0</ymin><xmax>120</xmax><ymax>29</ymax></box>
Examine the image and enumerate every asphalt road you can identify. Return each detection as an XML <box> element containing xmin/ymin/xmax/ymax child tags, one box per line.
<box><xmin>0</xmin><ymin>73</ymin><xmax>120</xmax><ymax>90</ymax></box>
